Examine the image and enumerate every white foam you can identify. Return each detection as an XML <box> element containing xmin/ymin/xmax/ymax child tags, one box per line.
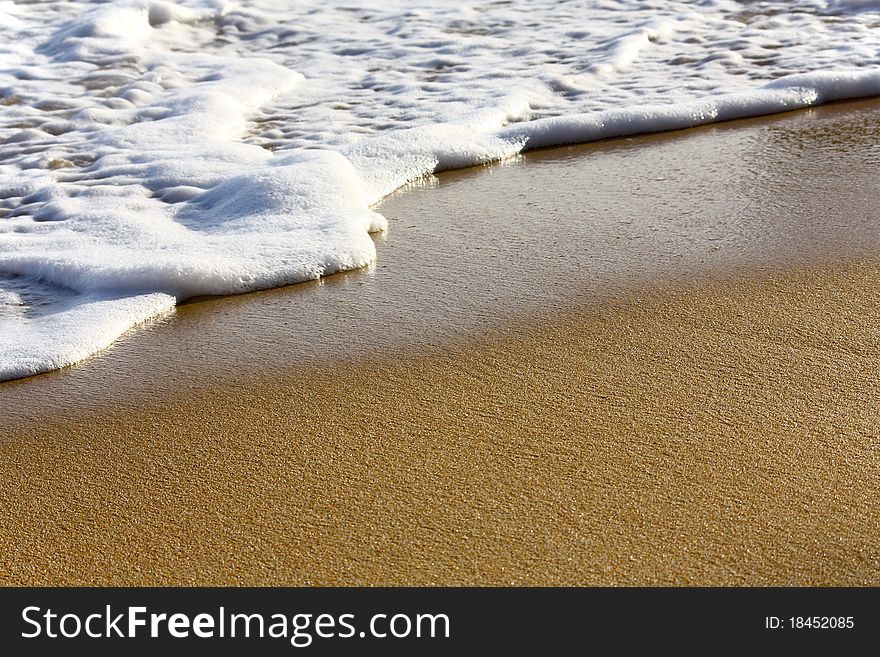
<box><xmin>1</xmin><ymin>0</ymin><xmax>879</xmax><ymax>380</ymax></box>
<box><xmin>500</xmin><ymin>69</ymin><xmax>880</xmax><ymax>149</ymax></box>
<box><xmin>1</xmin><ymin>292</ymin><xmax>175</xmax><ymax>381</ymax></box>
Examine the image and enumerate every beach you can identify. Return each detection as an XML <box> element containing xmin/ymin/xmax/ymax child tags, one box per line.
<box><xmin>1</xmin><ymin>99</ymin><xmax>878</xmax><ymax>586</ymax></box>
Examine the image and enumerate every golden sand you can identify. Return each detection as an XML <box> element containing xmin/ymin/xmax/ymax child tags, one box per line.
<box><xmin>1</xmin><ymin>263</ymin><xmax>878</xmax><ymax>585</ymax></box>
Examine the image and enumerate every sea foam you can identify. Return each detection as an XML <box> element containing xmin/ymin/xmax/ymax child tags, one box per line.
<box><xmin>1</xmin><ymin>0</ymin><xmax>878</xmax><ymax>380</ymax></box>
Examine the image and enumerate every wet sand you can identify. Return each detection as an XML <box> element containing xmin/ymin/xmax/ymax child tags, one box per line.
<box><xmin>1</xmin><ymin>100</ymin><xmax>878</xmax><ymax>585</ymax></box>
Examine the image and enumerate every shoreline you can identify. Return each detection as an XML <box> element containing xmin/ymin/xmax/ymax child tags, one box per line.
<box><xmin>1</xmin><ymin>99</ymin><xmax>878</xmax><ymax>585</ymax></box>
<box><xmin>3</xmin><ymin>98</ymin><xmax>879</xmax><ymax>399</ymax></box>
<box><xmin>3</xmin><ymin>96</ymin><xmax>880</xmax><ymax>385</ymax></box>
